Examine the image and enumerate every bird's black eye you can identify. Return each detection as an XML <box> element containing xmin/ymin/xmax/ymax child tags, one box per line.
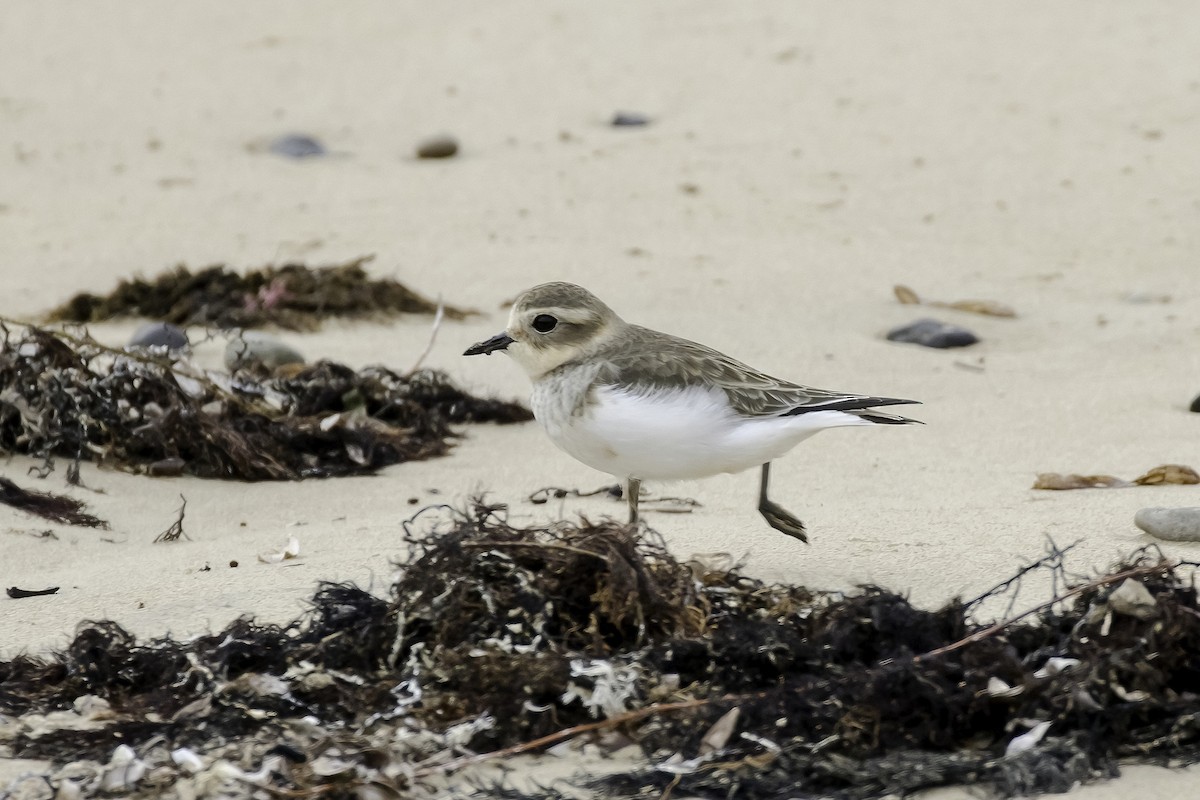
<box><xmin>532</xmin><ymin>314</ymin><xmax>558</xmax><ymax>333</ymax></box>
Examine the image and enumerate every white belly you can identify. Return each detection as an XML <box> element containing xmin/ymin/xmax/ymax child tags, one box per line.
<box><xmin>531</xmin><ymin>382</ymin><xmax>870</xmax><ymax>481</ymax></box>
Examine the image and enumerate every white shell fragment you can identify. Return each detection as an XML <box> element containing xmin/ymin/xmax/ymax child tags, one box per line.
<box><xmin>1005</xmin><ymin>720</ymin><xmax>1052</xmax><ymax>757</ymax></box>
<box><xmin>986</xmin><ymin>676</ymin><xmax>1024</xmax><ymax>698</ymax></box>
<box><xmin>99</xmin><ymin>744</ymin><xmax>146</xmax><ymax>792</ymax></box>
<box><xmin>1033</xmin><ymin>657</ymin><xmax>1082</xmax><ymax>679</ymax></box>
<box><xmin>170</xmin><ymin>747</ymin><xmax>204</xmax><ymax>773</ymax></box>
<box><xmin>699</xmin><ymin>707</ymin><xmax>740</xmax><ymax>755</ymax></box>
<box><xmin>258</xmin><ymin>535</ymin><xmax>301</xmax><ymax>564</ymax></box>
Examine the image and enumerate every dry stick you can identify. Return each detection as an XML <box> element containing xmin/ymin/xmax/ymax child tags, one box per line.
<box><xmin>413</xmin><ymin>695</ymin><xmax>740</xmax><ymax>778</ymax></box>
<box><xmin>406</xmin><ymin>300</ymin><xmax>444</xmax><ymax>375</ymax></box>
<box><xmin>461</xmin><ymin>540</ymin><xmax>612</xmax><ymax>559</ymax></box>
<box><xmin>912</xmin><ymin>560</ymin><xmax>1172</xmax><ymax>664</ymax></box>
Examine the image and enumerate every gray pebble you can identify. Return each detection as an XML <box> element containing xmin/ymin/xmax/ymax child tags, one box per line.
<box><xmin>416</xmin><ymin>134</ymin><xmax>458</xmax><ymax>159</ymax></box>
<box><xmin>268</xmin><ymin>134</ymin><xmax>327</xmax><ymax>159</ymax></box>
<box><xmin>1134</xmin><ymin>507</ymin><xmax>1200</xmax><ymax>542</ymax></box>
<box><xmin>886</xmin><ymin>318</ymin><xmax>979</xmax><ymax>349</ymax></box>
<box><xmin>224</xmin><ymin>331</ymin><xmax>305</xmax><ymax>372</ymax></box>
<box><xmin>611</xmin><ymin>111</ymin><xmax>650</xmax><ymax>127</ymax></box>
<box><xmin>128</xmin><ymin>322</ymin><xmax>189</xmax><ymax>352</ymax></box>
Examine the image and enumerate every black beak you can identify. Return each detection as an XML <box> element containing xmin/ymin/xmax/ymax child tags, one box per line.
<box><xmin>463</xmin><ymin>331</ymin><xmax>515</xmax><ymax>356</ymax></box>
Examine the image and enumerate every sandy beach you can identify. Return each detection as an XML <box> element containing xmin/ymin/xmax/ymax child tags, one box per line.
<box><xmin>2</xmin><ymin>2</ymin><xmax>1199</xmax><ymax>796</ymax></box>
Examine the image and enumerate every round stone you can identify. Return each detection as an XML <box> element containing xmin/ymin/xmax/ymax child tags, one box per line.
<box><xmin>886</xmin><ymin>318</ymin><xmax>979</xmax><ymax>349</ymax></box>
<box><xmin>224</xmin><ymin>331</ymin><xmax>305</xmax><ymax>372</ymax></box>
<box><xmin>128</xmin><ymin>322</ymin><xmax>189</xmax><ymax>352</ymax></box>
<box><xmin>268</xmin><ymin>134</ymin><xmax>327</xmax><ymax>159</ymax></box>
<box><xmin>611</xmin><ymin>112</ymin><xmax>650</xmax><ymax>127</ymax></box>
<box><xmin>1134</xmin><ymin>507</ymin><xmax>1200</xmax><ymax>542</ymax></box>
<box><xmin>416</xmin><ymin>134</ymin><xmax>459</xmax><ymax>159</ymax></box>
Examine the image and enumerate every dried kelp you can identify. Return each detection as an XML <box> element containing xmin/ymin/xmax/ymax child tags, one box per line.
<box><xmin>46</xmin><ymin>257</ymin><xmax>473</xmax><ymax>330</ymax></box>
<box><xmin>1</xmin><ymin>509</ymin><xmax>1199</xmax><ymax>799</ymax></box>
<box><xmin>894</xmin><ymin>283</ymin><xmax>1017</xmax><ymax>318</ymax></box>
<box><xmin>0</xmin><ymin>324</ymin><xmax>531</xmax><ymax>480</ymax></box>
<box><xmin>1033</xmin><ymin>464</ymin><xmax>1200</xmax><ymax>490</ymax></box>
<box><xmin>0</xmin><ymin>476</ymin><xmax>107</xmax><ymax>527</ymax></box>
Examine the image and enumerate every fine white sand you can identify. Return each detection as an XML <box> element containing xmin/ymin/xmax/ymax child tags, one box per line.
<box><xmin>2</xmin><ymin>2</ymin><xmax>1199</xmax><ymax>796</ymax></box>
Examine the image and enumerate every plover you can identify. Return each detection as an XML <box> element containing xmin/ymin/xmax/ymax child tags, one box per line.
<box><xmin>464</xmin><ymin>282</ymin><xmax>920</xmax><ymax>541</ymax></box>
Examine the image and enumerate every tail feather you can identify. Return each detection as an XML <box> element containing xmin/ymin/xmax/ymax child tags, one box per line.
<box><xmin>784</xmin><ymin>395</ymin><xmax>922</xmax><ymax>426</ymax></box>
<box><xmin>852</xmin><ymin>409</ymin><xmax>923</xmax><ymax>425</ymax></box>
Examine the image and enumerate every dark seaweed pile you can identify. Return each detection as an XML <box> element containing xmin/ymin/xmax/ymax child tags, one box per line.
<box><xmin>0</xmin><ymin>325</ymin><xmax>530</xmax><ymax>480</ymax></box>
<box><xmin>46</xmin><ymin>258</ymin><xmax>473</xmax><ymax>330</ymax></box>
<box><xmin>1</xmin><ymin>506</ymin><xmax>1198</xmax><ymax>799</ymax></box>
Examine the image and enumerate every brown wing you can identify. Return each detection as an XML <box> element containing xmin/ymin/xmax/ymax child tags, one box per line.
<box><xmin>594</xmin><ymin>325</ymin><xmax>919</xmax><ymax>419</ymax></box>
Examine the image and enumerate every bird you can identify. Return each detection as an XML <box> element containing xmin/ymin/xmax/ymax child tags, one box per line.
<box><xmin>464</xmin><ymin>281</ymin><xmax>920</xmax><ymax>541</ymax></box>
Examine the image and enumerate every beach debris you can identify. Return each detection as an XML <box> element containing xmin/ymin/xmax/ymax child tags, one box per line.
<box><xmin>893</xmin><ymin>284</ymin><xmax>1016</xmax><ymax>317</ymax></box>
<box><xmin>223</xmin><ymin>330</ymin><xmax>305</xmax><ymax>372</ymax></box>
<box><xmin>0</xmin><ymin>476</ymin><xmax>107</xmax><ymax>528</ymax></box>
<box><xmin>527</xmin><ymin>484</ymin><xmax>699</xmax><ymax>514</ymax></box>
<box><xmin>1106</xmin><ymin>578</ymin><xmax>1158</xmax><ymax>619</ymax></box>
<box><xmin>1005</xmin><ymin>721</ymin><xmax>1052</xmax><ymax>757</ymax></box>
<box><xmin>1032</xmin><ymin>657</ymin><xmax>1081</xmax><ymax>678</ymax></box>
<box><xmin>99</xmin><ymin>744</ymin><xmax>146</xmax><ymax>793</ymax></box>
<box><xmin>0</xmin><ymin>323</ymin><xmax>531</xmax><ymax>480</ymax></box>
<box><xmin>0</xmin><ymin>507</ymin><xmax>1197</xmax><ymax>799</ymax></box>
<box><xmin>415</xmin><ymin>134</ymin><xmax>459</xmax><ymax>159</ymax></box>
<box><xmin>985</xmin><ymin>676</ymin><xmax>1022</xmax><ymax>698</ymax></box>
<box><xmin>1190</xmin><ymin>394</ymin><xmax>1200</xmax><ymax>413</ymax></box>
<box><xmin>1121</xmin><ymin>290</ymin><xmax>1171</xmax><ymax>304</ymax></box>
<box><xmin>6</xmin><ymin>586</ymin><xmax>60</xmax><ymax>599</ymax></box>
<box><xmin>153</xmin><ymin>496</ymin><xmax>189</xmax><ymax>543</ymax></box>
<box><xmin>887</xmin><ymin>317</ymin><xmax>979</xmax><ymax>348</ymax></box>
<box><xmin>698</xmin><ymin>707</ymin><xmax>739</xmax><ymax>755</ymax></box>
<box><xmin>1134</xmin><ymin>507</ymin><xmax>1200</xmax><ymax>542</ymax></box>
<box><xmin>258</xmin><ymin>535</ymin><xmax>301</xmax><ymax>564</ymax></box>
<box><xmin>146</xmin><ymin>457</ymin><xmax>186</xmax><ymax>477</ymax></box>
<box><xmin>47</xmin><ymin>258</ymin><xmax>473</xmax><ymax>330</ymax></box>
<box><xmin>1034</xmin><ymin>464</ymin><xmax>1199</xmax><ymax>490</ymax></box>
<box><xmin>1133</xmin><ymin>464</ymin><xmax>1200</xmax><ymax>485</ymax></box>
<box><xmin>267</xmin><ymin>133</ymin><xmax>327</xmax><ymax>159</ymax></box>
<box><xmin>127</xmin><ymin>321</ymin><xmax>189</xmax><ymax>352</ymax></box>
<box><xmin>1032</xmin><ymin>473</ymin><xmax>1128</xmax><ymax>490</ymax></box>
<box><xmin>529</xmin><ymin>484</ymin><xmax>624</xmax><ymax>504</ymax></box>
<box><xmin>611</xmin><ymin>111</ymin><xmax>651</xmax><ymax>127</ymax></box>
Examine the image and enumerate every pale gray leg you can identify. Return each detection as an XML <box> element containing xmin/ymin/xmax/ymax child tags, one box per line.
<box><xmin>627</xmin><ymin>477</ymin><xmax>641</xmax><ymax>525</ymax></box>
<box><xmin>757</xmin><ymin>462</ymin><xmax>808</xmax><ymax>543</ymax></box>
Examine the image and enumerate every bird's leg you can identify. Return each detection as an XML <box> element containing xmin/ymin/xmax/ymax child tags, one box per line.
<box><xmin>757</xmin><ymin>462</ymin><xmax>808</xmax><ymax>543</ymax></box>
<box><xmin>627</xmin><ymin>477</ymin><xmax>641</xmax><ymax>525</ymax></box>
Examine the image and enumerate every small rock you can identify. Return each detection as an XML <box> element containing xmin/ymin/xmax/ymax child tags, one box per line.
<box><xmin>1134</xmin><ymin>507</ymin><xmax>1200</xmax><ymax>542</ymax></box>
<box><xmin>128</xmin><ymin>322</ymin><xmax>189</xmax><ymax>352</ymax></box>
<box><xmin>1106</xmin><ymin>578</ymin><xmax>1158</xmax><ymax>619</ymax></box>
<box><xmin>415</xmin><ymin>134</ymin><xmax>458</xmax><ymax>159</ymax></box>
<box><xmin>268</xmin><ymin>134</ymin><xmax>326</xmax><ymax>159</ymax></box>
<box><xmin>147</xmin><ymin>457</ymin><xmax>186</xmax><ymax>477</ymax></box>
<box><xmin>1190</xmin><ymin>394</ymin><xmax>1200</xmax><ymax>413</ymax></box>
<box><xmin>611</xmin><ymin>112</ymin><xmax>650</xmax><ymax>127</ymax></box>
<box><xmin>886</xmin><ymin>318</ymin><xmax>979</xmax><ymax>349</ymax></box>
<box><xmin>224</xmin><ymin>332</ymin><xmax>305</xmax><ymax>372</ymax></box>
<box><xmin>1122</xmin><ymin>290</ymin><xmax>1171</xmax><ymax>304</ymax></box>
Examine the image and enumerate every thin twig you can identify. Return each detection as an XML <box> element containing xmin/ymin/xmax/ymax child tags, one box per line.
<box><xmin>154</xmin><ymin>495</ymin><xmax>190</xmax><ymax>542</ymax></box>
<box><xmin>407</xmin><ymin>299</ymin><xmax>444</xmax><ymax>375</ymax></box>
<box><xmin>413</xmin><ymin>695</ymin><xmax>743</xmax><ymax>778</ymax></box>
<box><xmin>460</xmin><ymin>541</ymin><xmax>612</xmax><ymax>559</ymax></box>
<box><xmin>914</xmin><ymin>560</ymin><xmax>1172</xmax><ymax>663</ymax></box>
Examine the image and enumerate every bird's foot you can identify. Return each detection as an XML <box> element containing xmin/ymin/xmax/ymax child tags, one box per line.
<box><xmin>758</xmin><ymin>499</ymin><xmax>809</xmax><ymax>543</ymax></box>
